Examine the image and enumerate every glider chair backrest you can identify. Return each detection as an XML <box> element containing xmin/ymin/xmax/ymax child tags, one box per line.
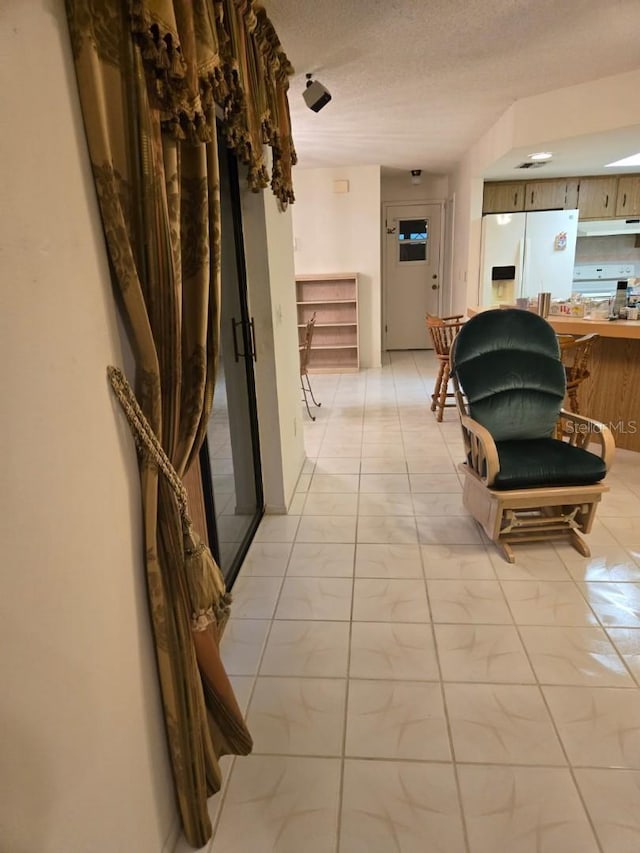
<box><xmin>452</xmin><ymin>308</ymin><xmax>566</xmax><ymax>442</ymax></box>
<box><xmin>449</xmin><ymin>308</ymin><xmax>614</xmax><ymax>564</ymax></box>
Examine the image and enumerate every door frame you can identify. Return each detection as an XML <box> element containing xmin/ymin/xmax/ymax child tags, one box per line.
<box><xmin>443</xmin><ymin>194</ymin><xmax>456</xmax><ymax>318</ymax></box>
<box><xmin>382</xmin><ymin>200</ymin><xmax>446</xmax><ymax>351</ymax></box>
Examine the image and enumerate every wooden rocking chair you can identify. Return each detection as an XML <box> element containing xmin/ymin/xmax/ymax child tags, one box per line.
<box><xmin>450</xmin><ymin>309</ymin><xmax>614</xmax><ymax>563</ymax></box>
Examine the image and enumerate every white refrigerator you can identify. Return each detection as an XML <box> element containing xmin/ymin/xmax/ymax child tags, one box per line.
<box><xmin>480</xmin><ymin>209</ymin><xmax>579</xmax><ymax>306</ymax></box>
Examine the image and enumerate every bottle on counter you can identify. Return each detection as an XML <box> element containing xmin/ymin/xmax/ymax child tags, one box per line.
<box><xmin>610</xmin><ymin>281</ymin><xmax>628</xmax><ymax>318</ymax></box>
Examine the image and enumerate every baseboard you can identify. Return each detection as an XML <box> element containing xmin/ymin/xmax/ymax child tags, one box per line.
<box><xmin>264</xmin><ymin>502</ymin><xmax>288</xmax><ymax>514</ymax></box>
<box><xmin>162</xmin><ymin>816</ymin><xmax>181</xmax><ymax>853</ymax></box>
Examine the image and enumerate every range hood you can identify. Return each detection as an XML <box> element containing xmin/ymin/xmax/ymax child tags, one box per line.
<box><xmin>577</xmin><ymin>218</ymin><xmax>640</xmax><ymax>236</ymax></box>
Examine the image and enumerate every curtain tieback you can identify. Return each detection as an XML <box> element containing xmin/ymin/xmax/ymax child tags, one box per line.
<box><xmin>107</xmin><ymin>366</ymin><xmax>231</xmax><ymax>633</ymax></box>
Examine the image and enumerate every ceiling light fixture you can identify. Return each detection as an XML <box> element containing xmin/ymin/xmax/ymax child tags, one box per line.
<box><xmin>411</xmin><ymin>169</ymin><xmax>422</xmax><ymax>185</ymax></box>
<box><xmin>528</xmin><ymin>151</ymin><xmax>553</xmax><ymax>161</ymax></box>
<box><xmin>605</xmin><ymin>152</ymin><xmax>640</xmax><ymax>168</ymax></box>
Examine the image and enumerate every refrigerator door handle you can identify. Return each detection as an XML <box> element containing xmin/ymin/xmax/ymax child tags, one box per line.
<box><xmin>516</xmin><ymin>238</ymin><xmax>526</xmax><ymax>297</ymax></box>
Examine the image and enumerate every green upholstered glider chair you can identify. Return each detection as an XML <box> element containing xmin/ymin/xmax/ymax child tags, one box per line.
<box><xmin>450</xmin><ymin>308</ymin><xmax>615</xmax><ymax>563</ymax></box>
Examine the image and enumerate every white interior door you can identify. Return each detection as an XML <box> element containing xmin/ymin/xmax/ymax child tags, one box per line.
<box><xmin>384</xmin><ymin>203</ymin><xmax>442</xmax><ymax>349</ymax></box>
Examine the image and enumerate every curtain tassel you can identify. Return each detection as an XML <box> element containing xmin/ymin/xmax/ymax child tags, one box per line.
<box><xmin>169</xmin><ymin>49</ymin><xmax>184</xmax><ymax>77</ymax></box>
<box><xmin>107</xmin><ymin>366</ymin><xmax>230</xmax><ymax>636</ymax></box>
<box><xmin>157</xmin><ymin>39</ymin><xmax>171</xmax><ymax>70</ymax></box>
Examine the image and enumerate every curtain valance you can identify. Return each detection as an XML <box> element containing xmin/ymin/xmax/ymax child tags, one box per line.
<box><xmin>130</xmin><ymin>0</ymin><xmax>297</xmax><ymax>204</ymax></box>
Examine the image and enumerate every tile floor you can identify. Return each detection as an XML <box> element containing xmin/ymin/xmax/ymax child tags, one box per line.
<box><xmin>181</xmin><ymin>350</ymin><xmax>640</xmax><ymax>853</ymax></box>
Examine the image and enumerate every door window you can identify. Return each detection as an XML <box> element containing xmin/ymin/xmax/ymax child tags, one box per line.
<box><xmin>398</xmin><ymin>218</ymin><xmax>428</xmax><ymax>262</ymax></box>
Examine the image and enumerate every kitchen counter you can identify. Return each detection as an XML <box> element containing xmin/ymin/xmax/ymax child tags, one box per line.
<box><xmin>468</xmin><ymin>307</ymin><xmax>640</xmax><ymax>339</ymax></box>
<box><xmin>522</xmin><ymin>314</ymin><xmax>640</xmax><ymax>340</ymax></box>
<box><xmin>467</xmin><ymin>307</ymin><xmax>640</xmax><ymax>451</ymax></box>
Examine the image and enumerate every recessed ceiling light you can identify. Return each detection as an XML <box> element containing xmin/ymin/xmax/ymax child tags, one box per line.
<box><xmin>605</xmin><ymin>152</ymin><xmax>640</xmax><ymax>167</ymax></box>
<box><xmin>529</xmin><ymin>151</ymin><xmax>553</xmax><ymax>161</ymax></box>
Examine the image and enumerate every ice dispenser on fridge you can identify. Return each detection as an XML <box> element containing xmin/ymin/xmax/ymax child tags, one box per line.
<box><xmin>490</xmin><ymin>265</ymin><xmax>517</xmax><ymax>304</ymax></box>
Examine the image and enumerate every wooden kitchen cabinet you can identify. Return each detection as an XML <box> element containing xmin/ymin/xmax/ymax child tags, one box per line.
<box><xmin>576</xmin><ymin>176</ymin><xmax>618</xmax><ymax>219</ymax></box>
<box><xmin>615</xmin><ymin>176</ymin><xmax>640</xmax><ymax>217</ymax></box>
<box><xmin>524</xmin><ymin>179</ymin><xmax>570</xmax><ymax>211</ymax></box>
<box><xmin>482</xmin><ymin>182</ymin><xmax>525</xmax><ymax>213</ymax></box>
<box><xmin>482</xmin><ymin>174</ymin><xmax>640</xmax><ymax>217</ymax></box>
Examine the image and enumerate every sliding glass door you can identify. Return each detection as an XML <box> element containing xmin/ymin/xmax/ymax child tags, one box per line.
<box><xmin>200</xmin><ymin>135</ymin><xmax>264</xmax><ymax>586</ymax></box>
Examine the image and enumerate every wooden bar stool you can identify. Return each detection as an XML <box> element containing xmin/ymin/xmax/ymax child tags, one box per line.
<box><xmin>557</xmin><ymin>333</ymin><xmax>598</xmax><ymax>414</ymax></box>
<box><xmin>426</xmin><ymin>313</ymin><xmax>465</xmax><ymax>421</ymax></box>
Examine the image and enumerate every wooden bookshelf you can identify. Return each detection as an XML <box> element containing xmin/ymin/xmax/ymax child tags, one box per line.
<box><xmin>296</xmin><ymin>273</ymin><xmax>359</xmax><ymax>372</ymax></box>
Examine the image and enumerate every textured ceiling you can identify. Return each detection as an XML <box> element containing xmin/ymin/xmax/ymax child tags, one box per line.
<box><xmin>266</xmin><ymin>0</ymin><xmax>640</xmax><ymax>177</ymax></box>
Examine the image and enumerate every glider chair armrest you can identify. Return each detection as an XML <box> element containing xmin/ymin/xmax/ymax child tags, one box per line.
<box><xmin>459</xmin><ymin>414</ymin><xmax>500</xmax><ymax>487</ymax></box>
<box><xmin>557</xmin><ymin>409</ymin><xmax>616</xmax><ymax>471</ymax></box>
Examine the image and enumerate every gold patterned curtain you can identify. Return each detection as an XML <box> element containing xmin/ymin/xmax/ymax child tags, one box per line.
<box><xmin>65</xmin><ymin>0</ymin><xmax>295</xmax><ymax>847</ymax></box>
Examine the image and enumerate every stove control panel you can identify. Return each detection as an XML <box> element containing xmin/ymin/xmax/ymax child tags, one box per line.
<box><xmin>573</xmin><ymin>264</ymin><xmax>636</xmax><ymax>281</ymax></box>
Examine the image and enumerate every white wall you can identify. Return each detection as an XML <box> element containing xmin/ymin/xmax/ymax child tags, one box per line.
<box><xmin>448</xmin><ymin>160</ymin><xmax>485</xmax><ymax>314</ymax></box>
<box><xmin>511</xmin><ymin>68</ymin><xmax>640</xmax><ymax>149</ymax></box>
<box><xmin>242</xmin><ymin>176</ymin><xmax>306</xmax><ymax>513</ymax></box>
<box><xmin>292</xmin><ymin>166</ymin><xmax>382</xmax><ymax>367</ymax></box>
<box><xmin>380</xmin><ymin>172</ymin><xmax>448</xmax><ymax>203</ymax></box>
<box><xmin>263</xmin><ymin>193</ymin><xmax>307</xmax><ymax>507</ymax></box>
<box><xmin>0</xmin><ymin>3</ymin><xmax>176</xmax><ymax>851</ymax></box>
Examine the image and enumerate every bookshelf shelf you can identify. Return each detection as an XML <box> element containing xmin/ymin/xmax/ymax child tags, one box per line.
<box><xmin>296</xmin><ymin>274</ymin><xmax>359</xmax><ymax>373</ymax></box>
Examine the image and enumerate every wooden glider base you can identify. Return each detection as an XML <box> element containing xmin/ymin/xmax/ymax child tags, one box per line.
<box><xmin>460</xmin><ymin>464</ymin><xmax>608</xmax><ymax>564</ymax></box>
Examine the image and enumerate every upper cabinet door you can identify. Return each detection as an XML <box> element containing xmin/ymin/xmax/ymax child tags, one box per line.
<box><xmin>524</xmin><ymin>179</ymin><xmax>568</xmax><ymax>211</ymax></box>
<box><xmin>564</xmin><ymin>179</ymin><xmax>580</xmax><ymax>211</ymax></box>
<box><xmin>615</xmin><ymin>176</ymin><xmax>640</xmax><ymax>217</ymax></box>
<box><xmin>482</xmin><ymin>182</ymin><xmax>525</xmax><ymax>213</ymax></box>
<box><xmin>577</xmin><ymin>177</ymin><xmax>618</xmax><ymax>219</ymax></box>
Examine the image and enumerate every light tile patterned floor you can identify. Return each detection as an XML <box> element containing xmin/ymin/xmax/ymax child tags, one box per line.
<box><xmin>181</xmin><ymin>350</ymin><xmax>640</xmax><ymax>853</ymax></box>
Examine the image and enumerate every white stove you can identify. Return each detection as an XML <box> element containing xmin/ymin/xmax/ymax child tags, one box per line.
<box><xmin>572</xmin><ymin>263</ymin><xmax>636</xmax><ymax>299</ymax></box>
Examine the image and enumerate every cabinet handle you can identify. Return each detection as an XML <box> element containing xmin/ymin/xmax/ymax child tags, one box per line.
<box><xmin>531</xmin><ymin>191</ymin><xmax>534</xmax><ymax>205</ymax></box>
<box><xmin>605</xmin><ymin>194</ymin><xmax>609</xmax><ymax>208</ymax></box>
<box><xmin>514</xmin><ymin>192</ymin><xmax>517</xmax><ymax>206</ymax></box>
<box><xmin>623</xmin><ymin>193</ymin><xmax>627</xmax><ymax>208</ymax></box>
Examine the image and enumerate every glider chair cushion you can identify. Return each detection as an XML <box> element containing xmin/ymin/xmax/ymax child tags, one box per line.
<box><xmin>493</xmin><ymin>438</ymin><xmax>607</xmax><ymax>489</ymax></box>
<box><xmin>450</xmin><ymin>309</ymin><xmax>614</xmax><ymax>563</ymax></box>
